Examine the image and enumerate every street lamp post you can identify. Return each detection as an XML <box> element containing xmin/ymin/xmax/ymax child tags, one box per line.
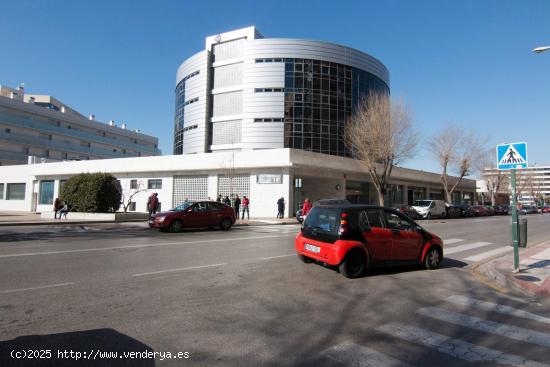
<box><xmin>533</xmin><ymin>46</ymin><xmax>550</xmax><ymax>53</ymax></box>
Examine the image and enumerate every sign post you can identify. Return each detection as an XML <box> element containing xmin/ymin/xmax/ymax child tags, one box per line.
<box><xmin>496</xmin><ymin>142</ymin><xmax>528</xmax><ymax>272</ymax></box>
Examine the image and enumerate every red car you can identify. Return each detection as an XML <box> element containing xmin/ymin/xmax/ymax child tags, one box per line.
<box><xmin>295</xmin><ymin>204</ymin><xmax>444</xmax><ymax>278</ymax></box>
<box><xmin>471</xmin><ymin>205</ymin><xmax>489</xmax><ymax>216</ymax></box>
<box><xmin>543</xmin><ymin>206</ymin><xmax>550</xmax><ymax>214</ymax></box>
<box><xmin>149</xmin><ymin>201</ymin><xmax>235</xmax><ymax>232</ymax></box>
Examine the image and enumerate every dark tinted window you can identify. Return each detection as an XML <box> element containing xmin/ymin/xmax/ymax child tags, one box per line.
<box><xmin>192</xmin><ymin>202</ymin><xmax>207</xmax><ymax>212</ymax></box>
<box><xmin>384</xmin><ymin>211</ymin><xmax>414</xmax><ymax>231</ymax></box>
<box><xmin>358</xmin><ymin>209</ymin><xmax>384</xmax><ymax>229</ymax></box>
<box><xmin>303</xmin><ymin>207</ymin><xmax>340</xmax><ymax>234</ymax></box>
<box><xmin>207</xmin><ymin>202</ymin><xmax>222</xmax><ymax>211</ymax></box>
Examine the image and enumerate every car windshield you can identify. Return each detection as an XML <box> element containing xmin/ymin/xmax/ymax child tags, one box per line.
<box><xmin>303</xmin><ymin>207</ymin><xmax>340</xmax><ymax>234</ymax></box>
<box><xmin>413</xmin><ymin>200</ymin><xmax>431</xmax><ymax>207</ymax></box>
<box><xmin>171</xmin><ymin>202</ymin><xmax>194</xmax><ymax>211</ymax></box>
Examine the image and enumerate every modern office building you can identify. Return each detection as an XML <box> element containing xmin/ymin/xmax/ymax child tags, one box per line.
<box><xmin>478</xmin><ymin>166</ymin><xmax>550</xmax><ymax>204</ymax></box>
<box><xmin>0</xmin><ymin>84</ymin><xmax>160</xmax><ymax>166</ymax></box>
<box><xmin>174</xmin><ymin>26</ymin><xmax>388</xmax><ymax>156</ymax></box>
<box><xmin>0</xmin><ymin>27</ymin><xmax>476</xmax><ymax>216</ymax></box>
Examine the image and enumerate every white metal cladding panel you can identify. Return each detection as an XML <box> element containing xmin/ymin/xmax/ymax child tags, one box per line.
<box><xmin>244</xmin><ymin>39</ymin><xmax>389</xmax><ymax>86</ymax></box>
<box><xmin>213</xmin><ymin>38</ymin><xmax>245</xmax><ymax>62</ymax></box>
<box><xmin>182</xmin><ymin>127</ymin><xmax>205</xmax><ymax>154</ymax></box>
<box><xmin>184</xmin><ymin>101</ymin><xmax>205</xmax><ymax>122</ymax></box>
<box><xmin>214</xmin><ymin>63</ymin><xmax>244</xmax><ymax>89</ymax></box>
<box><xmin>241</xmin><ymin>119</ymin><xmax>283</xmax><ymax>149</ymax></box>
<box><xmin>176</xmin><ymin>50</ymin><xmax>209</xmax><ymax>85</ymax></box>
<box><xmin>243</xmin><ymin>62</ymin><xmax>285</xmax><ymax>88</ymax></box>
<box><xmin>242</xmin><ymin>90</ymin><xmax>284</xmax><ymax>118</ymax></box>
<box><xmin>172</xmin><ymin>175</ymin><xmax>209</xmax><ymax>206</ymax></box>
<box><xmin>213</xmin><ymin>91</ymin><xmax>243</xmax><ymax>117</ymax></box>
<box><xmin>212</xmin><ymin>120</ymin><xmax>242</xmax><ymax>145</ymax></box>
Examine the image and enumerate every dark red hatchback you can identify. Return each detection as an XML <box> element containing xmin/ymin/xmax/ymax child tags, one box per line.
<box><xmin>149</xmin><ymin>201</ymin><xmax>236</xmax><ymax>232</ymax></box>
<box><xmin>295</xmin><ymin>204</ymin><xmax>444</xmax><ymax>278</ymax></box>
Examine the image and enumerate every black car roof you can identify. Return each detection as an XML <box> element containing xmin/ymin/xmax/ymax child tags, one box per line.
<box><xmin>314</xmin><ymin>203</ymin><xmax>388</xmax><ymax>210</ymax></box>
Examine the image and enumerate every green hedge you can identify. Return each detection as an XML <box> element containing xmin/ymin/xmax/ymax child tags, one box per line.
<box><xmin>60</xmin><ymin>173</ymin><xmax>121</xmax><ymax>213</ymax></box>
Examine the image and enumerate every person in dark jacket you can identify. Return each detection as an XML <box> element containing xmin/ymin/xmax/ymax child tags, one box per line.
<box><xmin>53</xmin><ymin>198</ymin><xmax>61</xmax><ymax>219</ymax></box>
<box><xmin>277</xmin><ymin>197</ymin><xmax>285</xmax><ymax>218</ymax></box>
<box><xmin>233</xmin><ymin>195</ymin><xmax>241</xmax><ymax>218</ymax></box>
<box><xmin>223</xmin><ymin>195</ymin><xmax>231</xmax><ymax>206</ymax></box>
<box><xmin>216</xmin><ymin>194</ymin><xmax>222</xmax><ymax>202</ymax></box>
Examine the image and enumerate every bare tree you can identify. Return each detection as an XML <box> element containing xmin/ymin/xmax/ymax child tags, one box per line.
<box><xmin>524</xmin><ymin>169</ymin><xmax>543</xmax><ymax>205</ymax></box>
<box><xmin>476</xmin><ymin>151</ymin><xmax>509</xmax><ymax>206</ymax></box>
<box><xmin>220</xmin><ymin>151</ymin><xmax>236</xmax><ymax>203</ymax></box>
<box><xmin>120</xmin><ymin>180</ymin><xmax>147</xmax><ymax>213</ymax></box>
<box><xmin>344</xmin><ymin>92</ymin><xmax>418</xmax><ymax>205</ymax></box>
<box><xmin>433</xmin><ymin>125</ymin><xmax>486</xmax><ymax>203</ymax></box>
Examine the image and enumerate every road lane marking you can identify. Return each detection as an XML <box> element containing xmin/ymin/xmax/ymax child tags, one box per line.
<box><xmin>417</xmin><ymin>306</ymin><xmax>550</xmax><ymax>348</ymax></box>
<box><xmin>377</xmin><ymin>323</ymin><xmax>550</xmax><ymax>367</ymax></box>
<box><xmin>444</xmin><ymin>241</ymin><xmax>492</xmax><ymax>255</ymax></box>
<box><xmin>259</xmin><ymin>254</ymin><xmax>295</xmax><ymax>261</ymax></box>
<box><xmin>442</xmin><ymin>238</ymin><xmax>463</xmax><ymax>244</ymax></box>
<box><xmin>446</xmin><ymin>295</ymin><xmax>550</xmax><ymax>324</ymax></box>
<box><xmin>0</xmin><ymin>282</ymin><xmax>74</xmax><ymax>294</ymax></box>
<box><xmin>0</xmin><ymin>234</ymin><xmax>292</xmax><ymax>258</ymax></box>
<box><xmin>132</xmin><ymin>263</ymin><xmax>228</xmax><ymax>277</ymax></box>
<box><xmin>321</xmin><ymin>341</ymin><xmax>415</xmax><ymax>367</ymax></box>
<box><xmin>464</xmin><ymin>247</ymin><xmax>511</xmax><ymax>262</ymax></box>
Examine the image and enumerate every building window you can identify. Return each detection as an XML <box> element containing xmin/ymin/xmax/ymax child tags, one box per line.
<box><xmin>6</xmin><ymin>183</ymin><xmax>26</xmax><ymax>200</ymax></box>
<box><xmin>148</xmin><ymin>179</ymin><xmax>162</xmax><ymax>189</ymax></box>
<box><xmin>0</xmin><ymin>183</ymin><xmax>4</xmax><ymax>199</ymax></box>
<box><xmin>130</xmin><ymin>180</ymin><xmax>138</xmax><ymax>189</ymax></box>
<box><xmin>129</xmin><ymin>202</ymin><xmax>136</xmax><ymax>211</ymax></box>
<box><xmin>5</xmin><ymin>128</ymin><xmax>11</xmax><ymax>133</ymax></box>
<box><xmin>39</xmin><ymin>180</ymin><xmax>55</xmax><ymax>205</ymax></box>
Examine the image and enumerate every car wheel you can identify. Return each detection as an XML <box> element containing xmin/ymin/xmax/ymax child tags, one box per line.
<box><xmin>426</xmin><ymin>213</ymin><xmax>432</xmax><ymax>220</ymax></box>
<box><xmin>424</xmin><ymin>247</ymin><xmax>442</xmax><ymax>270</ymax></box>
<box><xmin>297</xmin><ymin>254</ymin><xmax>313</xmax><ymax>263</ymax></box>
<box><xmin>169</xmin><ymin>219</ymin><xmax>183</xmax><ymax>233</ymax></box>
<box><xmin>339</xmin><ymin>249</ymin><xmax>366</xmax><ymax>279</ymax></box>
<box><xmin>220</xmin><ymin>218</ymin><xmax>232</xmax><ymax>231</ymax></box>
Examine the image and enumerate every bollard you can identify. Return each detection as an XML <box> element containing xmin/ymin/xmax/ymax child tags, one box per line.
<box><xmin>518</xmin><ymin>218</ymin><xmax>528</xmax><ymax>248</ymax></box>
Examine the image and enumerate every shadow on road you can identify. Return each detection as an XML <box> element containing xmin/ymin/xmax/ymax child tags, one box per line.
<box><xmin>0</xmin><ymin>328</ymin><xmax>155</xmax><ymax>367</ymax></box>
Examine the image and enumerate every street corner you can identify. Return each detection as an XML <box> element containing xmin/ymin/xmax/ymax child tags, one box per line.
<box><xmin>514</xmin><ymin>242</ymin><xmax>550</xmax><ymax>297</ymax></box>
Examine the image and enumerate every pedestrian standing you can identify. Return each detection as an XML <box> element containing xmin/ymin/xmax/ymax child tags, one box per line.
<box><xmin>302</xmin><ymin>198</ymin><xmax>312</xmax><ymax>220</ymax></box>
<box><xmin>216</xmin><ymin>194</ymin><xmax>222</xmax><ymax>202</ymax></box>
<box><xmin>53</xmin><ymin>197</ymin><xmax>61</xmax><ymax>219</ymax></box>
<box><xmin>233</xmin><ymin>195</ymin><xmax>241</xmax><ymax>219</ymax></box>
<box><xmin>241</xmin><ymin>196</ymin><xmax>250</xmax><ymax>220</ymax></box>
<box><xmin>223</xmin><ymin>195</ymin><xmax>231</xmax><ymax>206</ymax></box>
<box><xmin>277</xmin><ymin>197</ymin><xmax>285</xmax><ymax>219</ymax></box>
<box><xmin>147</xmin><ymin>193</ymin><xmax>159</xmax><ymax>219</ymax></box>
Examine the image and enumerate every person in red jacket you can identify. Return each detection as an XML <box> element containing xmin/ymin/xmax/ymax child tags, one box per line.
<box><xmin>241</xmin><ymin>196</ymin><xmax>250</xmax><ymax>220</ymax></box>
<box><xmin>302</xmin><ymin>198</ymin><xmax>312</xmax><ymax>219</ymax></box>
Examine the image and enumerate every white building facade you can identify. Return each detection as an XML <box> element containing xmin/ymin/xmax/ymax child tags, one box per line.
<box><xmin>0</xmin><ymin>27</ymin><xmax>476</xmax><ymax>217</ymax></box>
<box><xmin>0</xmin><ymin>85</ymin><xmax>160</xmax><ymax>166</ymax></box>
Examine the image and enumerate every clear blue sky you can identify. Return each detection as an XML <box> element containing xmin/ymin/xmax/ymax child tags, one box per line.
<box><xmin>2</xmin><ymin>0</ymin><xmax>549</xmax><ymax>176</ymax></box>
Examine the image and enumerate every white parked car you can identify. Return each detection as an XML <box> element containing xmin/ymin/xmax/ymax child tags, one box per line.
<box><xmin>412</xmin><ymin>200</ymin><xmax>447</xmax><ymax>219</ymax></box>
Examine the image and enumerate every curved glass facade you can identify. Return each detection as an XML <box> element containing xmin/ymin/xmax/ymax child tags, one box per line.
<box><xmin>283</xmin><ymin>58</ymin><xmax>389</xmax><ymax>157</ymax></box>
<box><xmin>173</xmin><ymin>80</ymin><xmax>185</xmax><ymax>154</ymax></box>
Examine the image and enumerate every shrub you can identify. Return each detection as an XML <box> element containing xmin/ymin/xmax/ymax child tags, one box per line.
<box><xmin>60</xmin><ymin>173</ymin><xmax>121</xmax><ymax>213</ymax></box>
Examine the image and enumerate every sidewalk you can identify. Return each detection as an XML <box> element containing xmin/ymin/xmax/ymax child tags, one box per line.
<box><xmin>0</xmin><ymin>211</ymin><xmax>299</xmax><ymax>227</ymax></box>
<box><xmin>475</xmin><ymin>241</ymin><xmax>550</xmax><ymax>298</ymax></box>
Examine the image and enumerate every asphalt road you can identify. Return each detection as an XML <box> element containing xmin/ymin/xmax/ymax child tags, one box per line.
<box><xmin>0</xmin><ymin>214</ymin><xmax>549</xmax><ymax>366</ymax></box>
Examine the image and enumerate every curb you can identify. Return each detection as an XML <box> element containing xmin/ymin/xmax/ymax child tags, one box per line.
<box><xmin>471</xmin><ymin>239</ymin><xmax>550</xmax><ymax>299</ymax></box>
<box><xmin>0</xmin><ymin>219</ymin><xmax>301</xmax><ymax>228</ymax></box>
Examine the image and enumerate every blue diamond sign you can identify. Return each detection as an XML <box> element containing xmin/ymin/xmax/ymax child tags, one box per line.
<box><xmin>496</xmin><ymin>142</ymin><xmax>528</xmax><ymax>170</ymax></box>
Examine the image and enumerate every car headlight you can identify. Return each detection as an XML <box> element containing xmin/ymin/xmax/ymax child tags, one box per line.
<box><xmin>155</xmin><ymin>216</ymin><xmax>166</xmax><ymax>222</ymax></box>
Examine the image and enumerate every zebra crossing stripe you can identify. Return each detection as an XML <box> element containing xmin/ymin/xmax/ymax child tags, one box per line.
<box><xmin>442</xmin><ymin>238</ymin><xmax>463</xmax><ymax>245</ymax></box>
<box><xmin>417</xmin><ymin>307</ymin><xmax>550</xmax><ymax>348</ymax></box>
<box><xmin>464</xmin><ymin>246</ymin><xmax>511</xmax><ymax>262</ymax></box>
<box><xmin>444</xmin><ymin>241</ymin><xmax>492</xmax><ymax>255</ymax></box>
<box><xmin>321</xmin><ymin>341</ymin><xmax>415</xmax><ymax>367</ymax></box>
<box><xmin>377</xmin><ymin>323</ymin><xmax>550</xmax><ymax>367</ymax></box>
<box><xmin>446</xmin><ymin>295</ymin><xmax>550</xmax><ymax>324</ymax></box>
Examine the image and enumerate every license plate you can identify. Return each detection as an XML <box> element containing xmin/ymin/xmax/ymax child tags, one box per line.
<box><xmin>304</xmin><ymin>243</ymin><xmax>320</xmax><ymax>253</ymax></box>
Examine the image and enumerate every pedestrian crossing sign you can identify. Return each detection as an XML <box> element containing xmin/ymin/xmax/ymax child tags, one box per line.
<box><xmin>496</xmin><ymin>142</ymin><xmax>528</xmax><ymax>170</ymax></box>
